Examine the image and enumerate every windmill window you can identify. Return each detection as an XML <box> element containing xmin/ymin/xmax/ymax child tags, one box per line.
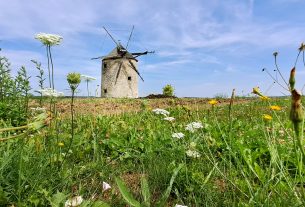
<box><xmin>128</xmin><ymin>76</ymin><xmax>132</xmax><ymax>81</ymax></box>
<box><xmin>103</xmin><ymin>62</ymin><xmax>107</xmax><ymax>69</ymax></box>
<box><xmin>104</xmin><ymin>89</ymin><xmax>107</xmax><ymax>94</ymax></box>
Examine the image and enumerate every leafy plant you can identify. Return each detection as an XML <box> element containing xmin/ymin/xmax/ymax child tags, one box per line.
<box><xmin>162</xmin><ymin>84</ymin><xmax>175</xmax><ymax>96</ymax></box>
<box><xmin>31</xmin><ymin>59</ymin><xmax>45</xmax><ymax>106</ymax></box>
<box><xmin>115</xmin><ymin>164</ymin><xmax>183</xmax><ymax>207</ymax></box>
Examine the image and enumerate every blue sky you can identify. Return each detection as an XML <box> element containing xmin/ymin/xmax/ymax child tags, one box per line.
<box><xmin>0</xmin><ymin>0</ymin><xmax>305</xmax><ymax>97</ymax></box>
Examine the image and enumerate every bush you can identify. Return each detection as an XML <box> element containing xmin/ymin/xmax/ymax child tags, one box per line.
<box><xmin>162</xmin><ymin>84</ymin><xmax>174</xmax><ymax>96</ymax></box>
<box><xmin>0</xmin><ymin>55</ymin><xmax>31</xmax><ymax>126</ymax></box>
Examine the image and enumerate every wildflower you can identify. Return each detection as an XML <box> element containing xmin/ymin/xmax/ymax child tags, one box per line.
<box><xmin>30</xmin><ymin>107</ymin><xmax>46</xmax><ymax>113</ymax></box>
<box><xmin>252</xmin><ymin>87</ymin><xmax>269</xmax><ymax>100</ymax></box>
<box><xmin>263</xmin><ymin>114</ymin><xmax>272</xmax><ymax>121</ymax></box>
<box><xmin>102</xmin><ymin>181</ymin><xmax>111</xmax><ymax>192</ymax></box>
<box><xmin>152</xmin><ymin>108</ymin><xmax>170</xmax><ymax>116</ymax></box>
<box><xmin>39</xmin><ymin>88</ymin><xmax>64</xmax><ymax>97</ymax></box>
<box><xmin>185</xmin><ymin>122</ymin><xmax>203</xmax><ymax>132</ymax></box>
<box><xmin>67</xmin><ymin>73</ymin><xmax>81</xmax><ymax>91</ymax></box>
<box><xmin>260</xmin><ymin>96</ymin><xmax>270</xmax><ymax>101</ymax></box>
<box><xmin>208</xmin><ymin>99</ymin><xmax>218</xmax><ymax>105</ymax></box>
<box><xmin>64</xmin><ymin>196</ymin><xmax>83</xmax><ymax>207</ymax></box>
<box><xmin>81</xmin><ymin>75</ymin><xmax>96</xmax><ymax>81</ymax></box>
<box><xmin>270</xmin><ymin>105</ymin><xmax>281</xmax><ymax>111</ymax></box>
<box><xmin>290</xmin><ymin>89</ymin><xmax>304</xmax><ymax>124</ymax></box>
<box><xmin>289</xmin><ymin>67</ymin><xmax>296</xmax><ymax>91</ymax></box>
<box><xmin>172</xmin><ymin>132</ymin><xmax>185</xmax><ymax>139</ymax></box>
<box><xmin>58</xmin><ymin>142</ymin><xmax>64</xmax><ymax>147</ymax></box>
<box><xmin>175</xmin><ymin>205</ymin><xmax>188</xmax><ymax>207</ymax></box>
<box><xmin>186</xmin><ymin>149</ymin><xmax>201</xmax><ymax>158</ymax></box>
<box><xmin>164</xmin><ymin>117</ymin><xmax>175</xmax><ymax>121</ymax></box>
<box><xmin>35</xmin><ymin>33</ymin><xmax>63</xmax><ymax>46</ymax></box>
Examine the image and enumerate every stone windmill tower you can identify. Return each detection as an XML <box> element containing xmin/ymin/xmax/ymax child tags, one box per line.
<box><xmin>96</xmin><ymin>27</ymin><xmax>153</xmax><ymax>98</ymax></box>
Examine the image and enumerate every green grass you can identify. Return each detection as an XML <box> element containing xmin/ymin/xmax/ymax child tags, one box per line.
<box><xmin>0</xmin><ymin>97</ymin><xmax>304</xmax><ymax>206</ymax></box>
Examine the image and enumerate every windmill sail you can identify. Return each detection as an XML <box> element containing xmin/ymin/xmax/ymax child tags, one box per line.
<box><xmin>99</xmin><ymin>26</ymin><xmax>153</xmax><ymax>98</ymax></box>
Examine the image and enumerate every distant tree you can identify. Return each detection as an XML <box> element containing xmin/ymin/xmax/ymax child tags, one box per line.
<box><xmin>163</xmin><ymin>84</ymin><xmax>174</xmax><ymax>96</ymax></box>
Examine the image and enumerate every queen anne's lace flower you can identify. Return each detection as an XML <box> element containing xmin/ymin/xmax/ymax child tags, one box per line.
<box><xmin>81</xmin><ymin>75</ymin><xmax>96</xmax><ymax>81</ymax></box>
<box><xmin>30</xmin><ymin>107</ymin><xmax>46</xmax><ymax>112</ymax></box>
<box><xmin>65</xmin><ymin>196</ymin><xmax>83</xmax><ymax>207</ymax></box>
<box><xmin>185</xmin><ymin>122</ymin><xmax>203</xmax><ymax>132</ymax></box>
<box><xmin>164</xmin><ymin>117</ymin><xmax>175</xmax><ymax>121</ymax></box>
<box><xmin>152</xmin><ymin>108</ymin><xmax>170</xmax><ymax>116</ymax></box>
<box><xmin>172</xmin><ymin>132</ymin><xmax>185</xmax><ymax>139</ymax></box>
<box><xmin>175</xmin><ymin>204</ymin><xmax>188</xmax><ymax>207</ymax></box>
<box><xmin>35</xmin><ymin>33</ymin><xmax>63</xmax><ymax>46</ymax></box>
<box><xmin>39</xmin><ymin>88</ymin><xmax>64</xmax><ymax>97</ymax></box>
<box><xmin>186</xmin><ymin>149</ymin><xmax>201</xmax><ymax>158</ymax></box>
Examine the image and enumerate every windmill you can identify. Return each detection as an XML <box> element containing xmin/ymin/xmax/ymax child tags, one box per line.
<box><xmin>94</xmin><ymin>26</ymin><xmax>154</xmax><ymax>98</ymax></box>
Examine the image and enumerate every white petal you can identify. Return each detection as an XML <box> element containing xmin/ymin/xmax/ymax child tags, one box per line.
<box><xmin>102</xmin><ymin>181</ymin><xmax>111</xmax><ymax>192</ymax></box>
<box><xmin>64</xmin><ymin>196</ymin><xmax>83</xmax><ymax>207</ymax></box>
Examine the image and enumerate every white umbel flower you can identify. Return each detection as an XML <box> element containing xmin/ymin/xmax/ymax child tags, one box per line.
<box><xmin>35</xmin><ymin>33</ymin><xmax>63</xmax><ymax>46</ymax></box>
<box><xmin>65</xmin><ymin>196</ymin><xmax>83</xmax><ymax>207</ymax></box>
<box><xmin>172</xmin><ymin>132</ymin><xmax>185</xmax><ymax>139</ymax></box>
<box><xmin>175</xmin><ymin>205</ymin><xmax>188</xmax><ymax>207</ymax></box>
<box><xmin>39</xmin><ymin>88</ymin><xmax>64</xmax><ymax>97</ymax></box>
<box><xmin>186</xmin><ymin>150</ymin><xmax>201</xmax><ymax>158</ymax></box>
<box><xmin>185</xmin><ymin>122</ymin><xmax>203</xmax><ymax>132</ymax></box>
<box><xmin>81</xmin><ymin>75</ymin><xmax>96</xmax><ymax>81</ymax></box>
<box><xmin>152</xmin><ymin>108</ymin><xmax>170</xmax><ymax>116</ymax></box>
<box><xmin>164</xmin><ymin>117</ymin><xmax>175</xmax><ymax>121</ymax></box>
<box><xmin>102</xmin><ymin>181</ymin><xmax>111</xmax><ymax>192</ymax></box>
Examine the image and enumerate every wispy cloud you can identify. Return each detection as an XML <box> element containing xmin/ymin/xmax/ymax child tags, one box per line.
<box><xmin>1</xmin><ymin>0</ymin><xmax>305</xmax><ymax>97</ymax></box>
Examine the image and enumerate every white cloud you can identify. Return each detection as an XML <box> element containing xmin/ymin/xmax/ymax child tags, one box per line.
<box><xmin>1</xmin><ymin>0</ymin><xmax>305</xmax><ymax>97</ymax></box>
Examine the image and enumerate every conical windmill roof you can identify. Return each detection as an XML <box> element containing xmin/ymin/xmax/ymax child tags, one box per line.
<box><xmin>103</xmin><ymin>45</ymin><xmax>135</xmax><ymax>60</ymax></box>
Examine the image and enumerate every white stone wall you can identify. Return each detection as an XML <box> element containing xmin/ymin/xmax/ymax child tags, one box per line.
<box><xmin>101</xmin><ymin>59</ymin><xmax>138</xmax><ymax>98</ymax></box>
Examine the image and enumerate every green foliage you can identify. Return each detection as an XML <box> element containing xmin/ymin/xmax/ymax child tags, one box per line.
<box><xmin>115</xmin><ymin>177</ymin><xmax>141</xmax><ymax>207</ymax></box>
<box><xmin>162</xmin><ymin>84</ymin><xmax>174</xmax><ymax>96</ymax></box>
<box><xmin>0</xmin><ymin>55</ymin><xmax>31</xmax><ymax>126</ymax></box>
<box><xmin>115</xmin><ymin>164</ymin><xmax>183</xmax><ymax>207</ymax></box>
<box><xmin>31</xmin><ymin>59</ymin><xmax>45</xmax><ymax>106</ymax></box>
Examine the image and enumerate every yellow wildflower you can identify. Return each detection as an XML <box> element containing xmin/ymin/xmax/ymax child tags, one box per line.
<box><xmin>252</xmin><ymin>87</ymin><xmax>261</xmax><ymax>95</ymax></box>
<box><xmin>270</xmin><ymin>105</ymin><xmax>281</xmax><ymax>111</ymax></box>
<box><xmin>208</xmin><ymin>99</ymin><xmax>218</xmax><ymax>105</ymax></box>
<box><xmin>263</xmin><ymin>114</ymin><xmax>272</xmax><ymax>121</ymax></box>
<box><xmin>58</xmin><ymin>142</ymin><xmax>64</xmax><ymax>147</ymax></box>
<box><xmin>260</xmin><ymin>96</ymin><xmax>270</xmax><ymax>101</ymax></box>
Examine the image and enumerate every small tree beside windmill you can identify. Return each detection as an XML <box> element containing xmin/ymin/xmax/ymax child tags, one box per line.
<box><xmin>93</xmin><ymin>26</ymin><xmax>154</xmax><ymax>98</ymax></box>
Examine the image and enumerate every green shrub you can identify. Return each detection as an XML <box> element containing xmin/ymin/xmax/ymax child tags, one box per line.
<box><xmin>162</xmin><ymin>84</ymin><xmax>174</xmax><ymax>96</ymax></box>
<box><xmin>0</xmin><ymin>55</ymin><xmax>31</xmax><ymax>126</ymax></box>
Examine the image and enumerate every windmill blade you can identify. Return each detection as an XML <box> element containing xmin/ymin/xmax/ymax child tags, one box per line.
<box><xmin>128</xmin><ymin>60</ymin><xmax>144</xmax><ymax>82</ymax></box>
<box><xmin>115</xmin><ymin>61</ymin><xmax>124</xmax><ymax>84</ymax></box>
<box><xmin>103</xmin><ymin>26</ymin><xmax>119</xmax><ymax>47</ymax></box>
<box><xmin>91</xmin><ymin>56</ymin><xmax>105</xmax><ymax>60</ymax></box>
<box><xmin>126</xmin><ymin>25</ymin><xmax>134</xmax><ymax>49</ymax></box>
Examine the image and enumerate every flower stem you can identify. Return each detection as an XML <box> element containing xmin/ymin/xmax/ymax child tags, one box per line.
<box><xmin>46</xmin><ymin>46</ymin><xmax>51</xmax><ymax>88</ymax></box>
<box><xmin>48</xmin><ymin>45</ymin><xmax>55</xmax><ymax>89</ymax></box>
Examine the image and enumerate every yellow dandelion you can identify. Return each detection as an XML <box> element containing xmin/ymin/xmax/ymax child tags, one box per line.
<box><xmin>58</xmin><ymin>142</ymin><xmax>64</xmax><ymax>147</ymax></box>
<box><xmin>263</xmin><ymin>114</ymin><xmax>272</xmax><ymax>121</ymax></box>
<box><xmin>269</xmin><ymin>105</ymin><xmax>281</xmax><ymax>111</ymax></box>
<box><xmin>208</xmin><ymin>99</ymin><xmax>218</xmax><ymax>105</ymax></box>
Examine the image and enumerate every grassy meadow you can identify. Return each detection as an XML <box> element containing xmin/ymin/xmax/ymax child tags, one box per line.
<box><xmin>1</xmin><ymin>38</ymin><xmax>305</xmax><ymax>206</ymax></box>
<box><xmin>1</xmin><ymin>95</ymin><xmax>304</xmax><ymax>206</ymax></box>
